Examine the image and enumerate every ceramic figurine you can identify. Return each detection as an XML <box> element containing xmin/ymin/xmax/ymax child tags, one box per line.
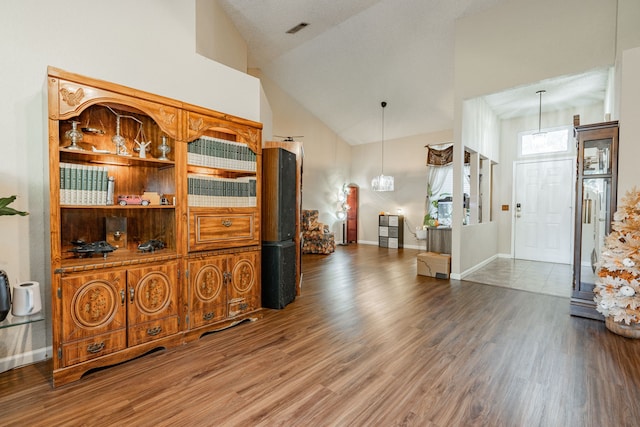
<box><xmin>134</xmin><ymin>140</ymin><xmax>151</xmax><ymax>158</ymax></box>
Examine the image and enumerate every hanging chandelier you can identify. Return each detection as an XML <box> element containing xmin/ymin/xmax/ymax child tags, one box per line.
<box><xmin>371</xmin><ymin>101</ymin><xmax>394</xmax><ymax>191</ymax></box>
<box><xmin>532</xmin><ymin>89</ymin><xmax>547</xmax><ymax>143</ymax></box>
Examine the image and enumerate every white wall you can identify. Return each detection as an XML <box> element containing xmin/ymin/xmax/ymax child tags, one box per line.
<box><xmin>462</xmin><ymin>97</ymin><xmax>500</xmax><ymax>162</ymax></box>
<box><xmin>0</xmin><ymin>0</ymin><xmax>261</xmax><ymax>372</ymax></box>
<box><xmin>618</xmin><ymin>46</ymin><xmax>640</xmax><ymax>200</ymax></box>
<box><xmin>494</xmin><ymin>103</ymin><xmax>605</xmax><ymax>258</ymax></box>
<box><xmin>254</xmin><ymin>72</ymin><xmax>352</xmax><ymax>234</ymax></box>
<box><xmin>452</xmin><ymin>0</ymin><xmax>619</xmax><ymax>276</ymax></box>
<box><xmin>455</xmin><ymin>0</ymin><xmax>617</xmax><ymax>101</ymax></box>
<box><xmin>196</xmin><ymin>0</ymin><xmax>248</xmax><ymax>73</ymax></box>
<box><xmin>352</xmin><ymin>130</ymin><xmax>454</xmax><ymax>248</ymax></box>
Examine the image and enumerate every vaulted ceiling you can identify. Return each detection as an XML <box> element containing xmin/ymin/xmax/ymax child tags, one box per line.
<box><xmin>217</xmin><ymin>0</ymin><xmax>608</xmax><ymax>145</ymax></box>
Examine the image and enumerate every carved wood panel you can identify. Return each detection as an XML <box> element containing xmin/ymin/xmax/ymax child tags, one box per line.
<box><xmin>188</xmin><ymin>256</ymin><xmax>227</xmax><ymax>328</ymax></box>
<box><xmin>49</xmin><ymin>78</ymin><xmax>179</xmax><ymax>139</ymax></box>
<box><xmin>185</xmin><ymin>111</ymin><xmax>260</xmax><ymax>154</ymax></box>
<box><xmin>227</xmin><ymin>250</ymin><xmax>260</xmax><ymax>317</ymax></box>
<box><xmin>127</xmin><ymin>262</ymin><xmax>178</xmax><ymax>328</ymax></box>
<box><xmin>61</xmin><ymin>270</ymin><xmax>127</xmax><ymax>343</ymax></box>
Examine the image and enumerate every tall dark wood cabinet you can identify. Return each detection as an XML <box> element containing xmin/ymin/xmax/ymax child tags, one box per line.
<box><xmin>262</xmin><ymin>148</ymin><xmax>296</xmax><ymax>242</ymax></box>
<box><xmin>263</xmin><ymin>141</ymin><xmax>304</xmax><ymax>295</ymax></box>
<box><xmin>261</xmin><ymin>147</ymin><xmax>296</xmax><ymax>309</ymax></box>
<box><xmin>571</xmin><ymin>121</ymin><xmax>619</xmax><ymax>320</ymax></box>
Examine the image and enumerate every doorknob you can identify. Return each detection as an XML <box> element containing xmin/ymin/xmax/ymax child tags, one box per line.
<box><xmin>516</xmin><ymin>203</ymin><xmax>522</xmax><ymax>218</ymax></box>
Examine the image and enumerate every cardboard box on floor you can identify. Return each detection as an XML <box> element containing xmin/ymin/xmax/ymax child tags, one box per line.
<box><xmin>417</xmin><ymin>252</ymin><xmax>451</xmax><ymax>279</ymax></box>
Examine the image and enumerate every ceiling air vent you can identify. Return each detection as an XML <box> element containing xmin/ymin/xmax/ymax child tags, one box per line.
<box><xmin>286</xmin><ymin>22</ymin><xmax>309</xmax><ymax>34</ymax></box>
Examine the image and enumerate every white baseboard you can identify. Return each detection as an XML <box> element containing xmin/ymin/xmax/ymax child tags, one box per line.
<box><xmin>358</xmin><ymin>240</ymin><xmax>378</xmax><ymax>246</ymax></box>
<box><xmin>356</xmin><ymin>240</ymin><xmax>425</xmax><ymax>250</ymax></box>
<box><xmin>459</xmin><ymin>253</ymin><xmax>500</xmax><ymax>280</ymax></box>
<box><xmin>402</xmin><ymin>244</ymin><xmax>425</xmax><ymax>250</ymax></box>
<box><xmin>0</xmin><ymin>346</ymin><xmax>51</xmax><ymax>373</ymax></box>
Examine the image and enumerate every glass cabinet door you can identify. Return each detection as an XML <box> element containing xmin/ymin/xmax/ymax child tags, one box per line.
<box><xmin>571</xmin><ymin>121</ymin><xmax>618</xmax><ymax>320</ymax></box>
<box><xmin>578</xmin><ymin>177</ymin><xmax>611</xmax><ymax>288</ymax></box>
<box><xmin>583</xmin><ymin>138</ymin><xmax>612</xmax><ymax>175</ymax></box>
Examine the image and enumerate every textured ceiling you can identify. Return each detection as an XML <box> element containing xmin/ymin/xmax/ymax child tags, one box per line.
<box><xmin>217</xmin><ymin>0</ymin><xmax>608</xmax><ymax>145</ymax></box>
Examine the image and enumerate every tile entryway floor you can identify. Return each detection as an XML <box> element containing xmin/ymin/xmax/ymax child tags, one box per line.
<box><xmin>463</xmin><ymin>258</ymin><xmax>572</xmax><ymax>298</ymax></box>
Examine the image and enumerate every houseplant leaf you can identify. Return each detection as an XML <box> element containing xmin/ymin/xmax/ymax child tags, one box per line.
<box><xmin>0</xmin><ymin>196</ymin><xmax>28</xmax><ymax>216</ymax></box>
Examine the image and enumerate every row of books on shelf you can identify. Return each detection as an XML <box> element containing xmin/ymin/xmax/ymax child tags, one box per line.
<box><xmin>60</xmin><ymin>163</ymin><xmax>109</xmax><ymax>205</ymax></box>
<box><xmin>187</xmin><ymin>174</ymin><xmax>257</xmax><ymax>207</ymax></box>
<box><xmin>187</xmin><ymin>136</ymin><xmax>257</xmax><ymax>172</ymax></box>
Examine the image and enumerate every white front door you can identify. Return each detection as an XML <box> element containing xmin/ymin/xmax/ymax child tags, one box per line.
<box><xmin>514</xmin><ymin>159</ymin><xmax>573</xmax><ymax>263</ymax></box>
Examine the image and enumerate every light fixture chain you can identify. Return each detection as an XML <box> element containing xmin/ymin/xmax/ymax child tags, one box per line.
<box><xmin>381</xmin><ymin>104</ymin><xmax>385</xmax><ymax>174</ymax></box>
<box><xmin>536</xmin><ymin>90</ymin><xmax>545</xmax><ymax>134</ymax></box>
<box><xmin>372</xmin><ymin>100</ymin><xmax>394</xmax><ymax>191</ymax></box>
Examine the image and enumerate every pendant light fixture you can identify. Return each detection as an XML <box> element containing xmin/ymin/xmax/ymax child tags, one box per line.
<box><xmin>533</xmin><ymin>89</ymin><xmax>547</xmax><ymax>143</ymax></box>
<box><xmin>371</xmin><ymin>101</ymin><xmax>394</xmax><ymax>191</ymax></box>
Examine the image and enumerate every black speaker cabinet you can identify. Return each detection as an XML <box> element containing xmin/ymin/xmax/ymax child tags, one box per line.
<box><xmin>262</xmin><ymin>240</ymin><xmax>296</xmax><ymax>309</ymax></box>
<box><xmin>262</xmin><ymin>148</ymin><xmax>296</xmax><ymax>242</ymax></box>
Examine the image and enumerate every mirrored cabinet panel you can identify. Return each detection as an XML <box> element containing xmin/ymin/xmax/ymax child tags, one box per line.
<box><xmin>571</xmin><ymin>121</ymin><xmax>618</xmax><ymax>320</ymax></box>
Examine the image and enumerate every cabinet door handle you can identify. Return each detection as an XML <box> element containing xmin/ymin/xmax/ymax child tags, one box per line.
<box><xmin>146</xmin><ymin>326</ymin><xmax>162</xmax><ymax>336</ymax></box>
<box><xmin>87</xmin><ymin>342</ymin><xmax>105</xmax><ymax>354</ymax></box>
<box><xmin>203</xmin><ymin>312</ymin><xmax>214</xmax><ymax>321</ymax></box>
<box><xmin>120</xmin><ymin>289</ymin><xmax>125</xmax><ymax>305</ymax></box>
<box><xmin>222</xmin><ymin>219</ymin><xmax>232</xmax><ymax>227</ymax></box>
<box><xmin>129</xmin><ymin>287</ymin><xmax>135</xmax><ymax>303</ymax></box>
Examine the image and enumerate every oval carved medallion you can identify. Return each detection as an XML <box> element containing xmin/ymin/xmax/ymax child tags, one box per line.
<box><xmin>71</xmin><ymin>280</ymin><xmax>118</xmax><ymax>328</ymax></box>
<box><xmin>195</xmin><ymin>265</ymin><xmax>223</xmax><ymax>302</ymax></box>
<box><xmin>135</xmin><ymin>272</ymin><xmax>171</xmax><ymax>315</ymax></box>
<box><xmin>232</xmin><ymin>260</ymin><xmax>255</xmax><ymax>293</ymax></box>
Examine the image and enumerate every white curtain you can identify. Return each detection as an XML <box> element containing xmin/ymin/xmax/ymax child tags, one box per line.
<box><xmin>426</xmin><ymin>164</ymin><xmax>452</xmax><ymax>217</ymax></box>
<box><xmin>464</xmin><ymin>164</ymin><xmax>471</xmax><ymax>194</ymax></box>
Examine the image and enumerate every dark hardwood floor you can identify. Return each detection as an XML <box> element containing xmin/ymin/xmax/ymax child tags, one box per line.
<box><xmin>2</xmin><ymin>245</ymin><xmax>640</xmax><ymax>426</ymax></box>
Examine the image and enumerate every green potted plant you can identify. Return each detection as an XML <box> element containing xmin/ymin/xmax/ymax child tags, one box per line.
<box><xmin>0</xmin><ymin>195</ymin><xmax>28</xmax><ymax>217</ymax></box>
<box><xmin>424</xmin><ymin>186</ymin><xmax>438</xmax><ymax>227</ymax></box>
<box><xmin>0</xmin><ymin>195</ymin><xmax>28</xmax><ymax>321</ymax></box>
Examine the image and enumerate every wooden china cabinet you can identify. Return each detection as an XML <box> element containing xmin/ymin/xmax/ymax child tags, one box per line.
<box><xmin>47</xmin><ymin>67</ymin><xmax>262</xmax><ymax>386</ymax></box>
<box><xmin>182</xmin><ymin>105</ymin><xmax>262</xmax><ymax>341</ymax></box>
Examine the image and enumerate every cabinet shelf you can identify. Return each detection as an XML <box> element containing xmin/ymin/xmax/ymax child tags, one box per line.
<box><xmin>60</xmin><ymin>148</ymin><xmax>175</xmax><ymax>169</ymax></box>
<box><xmin>0</xmin><ymin>313</ymin><xmax>45</xmax><ymax>330</ymax></box>
<box><xmin>61</xmin><ymin>204</ymin><xmax>175</xmax><ymax>209</ymax></box>
<box><xmin>187</xmin><ymin>164</ymin><xmax>256</xmax><ymax>178</ymax></box>
<box><xmin>57</xmin><ymin>250</ymin><xmax>180</xmax><ymax>273</ymax></box>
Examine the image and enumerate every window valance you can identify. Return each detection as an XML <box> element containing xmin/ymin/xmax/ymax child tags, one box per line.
<box><xmin>426</xmin><ymin>145</ymin><xmax>470</xmax><ymax>166</ymax></box>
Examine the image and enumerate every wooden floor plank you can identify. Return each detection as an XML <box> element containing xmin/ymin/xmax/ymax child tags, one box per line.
<box><xmin>2</xmin><ymin>245</ymin><xmax>640</xmax><ymax>426</ymax></box>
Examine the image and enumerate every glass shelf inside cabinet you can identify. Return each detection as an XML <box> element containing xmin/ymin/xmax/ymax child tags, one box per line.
<box><xmin>0</xmin><ymin>312</ymin><xmax>45</xmax><ymax>329</ymax></box>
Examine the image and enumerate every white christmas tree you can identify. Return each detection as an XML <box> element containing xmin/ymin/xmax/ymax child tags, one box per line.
<box><xmin>594</xmin><ymin>188</ymin><xmax>640</xmax><ymax>325</ymax></box>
